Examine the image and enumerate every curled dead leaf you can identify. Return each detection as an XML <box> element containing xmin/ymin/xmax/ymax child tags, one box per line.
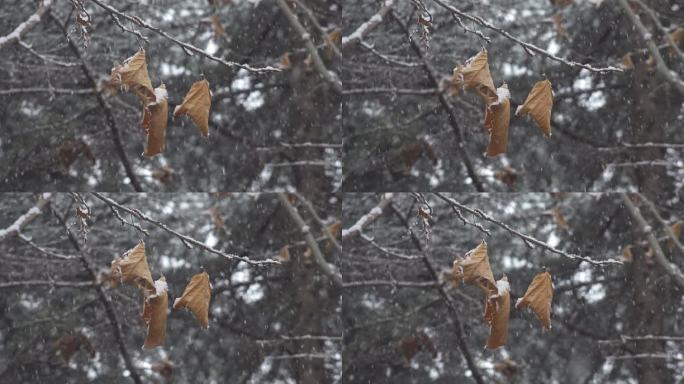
<box><xmin>484</xmin><ymin>83</ymin><xmax>511</xmax><ymax>157</ymax></box>
<box><xmin>621</xmin><ymin>246</ymin><xmax>633</xmax><ymax>263</ymax></box>
<box><xmin>494</xmin><ymin>358</ymin><xmax>519</xmax><ymax>378</ymax></box>
<box><xmin>142</xmin><ymin>277</ymin><xmax>168</xmax><ymax>349</ymax></box>
<box><xmin>451</xmin><ymin>241</ymin><xmax>497</xmax><ymax>296</ymax></box>
<box><xmin>515</xmin><ymin>271</ymin><xmax>554</xmax><ymax>329</ymax></box>
<box><xmin>173</xmin><ymin>271</ymin><xmax>212</xmax><ymax>328</ymax></box>
<box><xmin>516</xmin><ymin>79</ymin><xmax>554</xmax><ymax>137</ymax></box>
<box><xmin>452</xmin><ymin>49</ymin><xmax>498</xmax><ymax>104</ymax></box>
<box><xmin>495</xmin><ymin>166</ymin><xmax>518</xmax><ymax>187</ymax></box>
<box><xmin>174</xmin><ymin>79</ymin><xmax>212</xmax><ymax>137</ymax></box>
<box><xmin>110</xmin><ymin>241</ymin><xmax>155</xmax><ymax>294</ymax></box>
<box><xmin>668</xmin><ymin>27</ymin><xmax>683</xmax><ymax>58</ymax></box>
<box><xmin>142</xmin><ymin>84</ymin><xmax>169</xmax><ymax>157</ymax></box>
<box><xmin>484</xmin><ymin>275</ymin><xmax>511</xmax><ymax>349</ymax></box>
<box><xmin>54</xmin><ymin>331</ymin><xmax>96</xmax><ymax>363</ymax></box>
<box><xmin>667</xmin><ymin>220</ymin><xmax>682</xmax><ymax>250</ymax></box>
<box><xmin>621</xmin><ymin>53</ymin><xmax>635</xmax><ymax>70</ymax></box>
<box><xmin>57</xmin><ymin>139</ymin><xmax>96</xmax><ymax>169</ymax></box>
<box><xmin>279</xmin><ymin>245</ymin><xmax>291</xmax><ymax>263</ymax></box>
<box><xmin>108</xmin><ymin>49</ymin><xmax>155</xmax><ymax>104</ymax></box>
<box><xmin>551</xmin><ymin>207</ymin><xmax>569</xmax><ymax>230</ymax></box>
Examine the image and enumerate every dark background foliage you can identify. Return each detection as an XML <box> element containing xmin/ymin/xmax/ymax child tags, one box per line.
<box><xmin>342</xmin><ymin>0</ymin><xmax>684</xmax><ymax>192</ymax></box>
<box><xmin>342</xmin><ymin>193</ymin><xmax>684</xmax><ymax>383</ymax></box>
<box><xmin>0</xmin><ymin>0</ymin><xmax>341</xmax><ymax>192</ymax></box>
<box><xmin>0</xmin><ymin>193</ymin><xmax>341</xmax><ymax>383</ymax></box>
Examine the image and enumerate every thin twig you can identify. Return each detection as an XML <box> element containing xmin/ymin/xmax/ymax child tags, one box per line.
<box><xmin>434</xmin><ymin>193</ymin><xmax>622</xmax><ymax>266</ymax></box>
<box><xmin>431</xmin><ymin>0</ymin><xmax>623</xmax><ymax>73</ymax></box>
<box><xmin>620</xmin><ymin>194</ymin><xmax>684</xmax><ymax>289</ymax></box>
<box><xmin>88</xmin><ymin>0</ymin><xmax>279</xmax><ymax>73</ymax></box>
<box><xmin>277</xmin><ymin>193</ymin><xmax>342</xmax><ymax>287</ymax></box>
<box><xmin>0</xmin><ymin>0</ymin><xmax>53</xmax><ymax>50</ymax></box>
<box><xmin>0</xmin><ymin>193</ymin><xmax>52</xmax><ymax>241</ymax></box>
<box><xmin>617</xmin><ymin>0</ymin><xmax>684</xmax><ymax>94</ymax></box>
<box><xmin>342</xmin><ymin>194</ymin><xmax>394</xmax><ymax>240</ymax></box>
<box><xmin>91</xmin><ymin>193</ymin><xmax>279</xmax><ymax>266</ymax></box>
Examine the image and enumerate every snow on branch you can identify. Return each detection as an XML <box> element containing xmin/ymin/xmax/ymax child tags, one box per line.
<box><xmin>620</xmin><ymin>194</ymin><xmax>684</xmax><ymax>289</ymax></box>
<box><xmin>0</xmin><ymin>0</ymin><xmax>53</xmax><ymax>51</ymax></box>
<box><xmin>88</xmin><ymin>0</ymin><xmax>280</xmax><ymax>74</ymax></box>
<box><xmin>617</xmin><ymin>0</ymin><xmax>684</xmax><ymax>94</ymax></box>
<box><xmin>277</xmin><ymin>193</ymin><xmax>342</xmax><ymax>287</ymax></box>
<box><xmin>434</xmin><ymin>193</ymin><xmax>623</xmax><ymax>266</ymax></box>
<box><xmin>430</xmin><ymin>0</ymin><xmax>623</xmax><ymax>73</ymax></box>
<box><xmin>342</xmin><ymin>194</ymin><xmax>394</xmax><ymax>240</ymax></box>
<box><xmin>275</xmin><ymin>0</ymin><xmax>342</xmax><ymax>93</ymax></box>
<box><xmin>0</xmin><ymin>194</ymin><xmax>52</xmax><ymax>242</ymax></box>
<box><xmin>342</xmin><ymin>0</ymin><xmax>395</xmax><ymax>48</ymax></box>
<box><xmin>91</xmin><ymin>193</ymin><xmax>279</xmax><ymax>266</ymax></box>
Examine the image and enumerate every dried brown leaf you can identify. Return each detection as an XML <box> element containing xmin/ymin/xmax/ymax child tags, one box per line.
<box><xmin>452</xmin><ymin>49</ymin><xmax>497</xmax><ymax>104</ymax></box>
<box><xmin>173</xmin><ymin>271</ymin><xmax>212</xmax><ymax>328</ymax></box>
<box><xmin>142</xmin><ymin>277</ymin><xmax>168</xmax><ymax>349</ymax></box>
<box><xmin>110</xmin><ymin>241</ymin><xmax>155</xmax><ymax>294</ymax></box>
<box><xmin>484</xmin><ymin>84</ymin><xmax>511</xmax><ymax>157</ymax></box>
<box><xmin>174</xmin><ymin>79</ymin><xmax>212</xmax><ymax>137</ymax></box>
<box><xmin>108</xmin><ymin>49</ymin><xmax>155</xmax><ymax>104</ymax></box>
<box><xmin>451</xmin><ymin>241</ymin><xmax>497</xmax><ymax>296</ymax></box>
<box><xmin>516</xmin><ymin>79</ymin><xmax>554</xmax><ymax>137</ymax></box>
<box><xmin>484</xmin><ymin>276</ymin><xmax>511</xmax><ymax>349</ymax></box>
<box><xmin>142</xmin><ymin>84</ymin><xmax>169</xmax><ymax>157</ymax></box>
<box><xmin>515</xmin><ymin>271</ymin><xmax>554</xmax><ymax>329</ymax></box>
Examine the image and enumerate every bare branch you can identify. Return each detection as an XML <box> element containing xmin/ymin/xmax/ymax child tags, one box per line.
<box><xmin>277</xmin><ymin>193</ymin><xmax>342</xmax><ymax>287</ymax></box>
<box><xmin>88</xmin><ymin>0</ymin><xmax>280</xmax><ymax>73</ymax></box>
<box><xmin>342</xmin><ymin>194</ymin><xmax>394</xmax><ymax>240</ymax></box>
<box><xmin>0</xmin><ymin>0</ymin><xmax>53</xmax><ymax>50</ymax></box>
<box><xmin>617</xmin><ymin>0</ymin><xmax>684</xmax><ymax>94</ymax></box>
<box><xmin>434</xmin><ymin>193</ymin><xmax>622</xmax><ymax>266</ymax></box>
<box><xmin>91</xmin><ymin>193</ymin><xmax>279</xmax><ymax>266</ymax></box>
<box><xmin>431</xmin><ymin>0</ymin><xmax>623</xmax><ymax>73</ymax></box>
<box><xmin>0</xmin><ymin>194</ymin><xmax>51</xmax><ymax>242</ymax></box>
<box><xmin>343</xmin><ymin>280</ymin><xmax>440</xmax><ymax>289</ymax></box>
<box><xmin>620</xmin><ymin>194</ymin><xmax>684</xmax><ymax>289</ymax></box>
<box><xmin>342</xmin><ymin>0</ymin><xmax>395</xmax><ymax>48</ymax></box>
<box><xmin>275</xmin><ymin>0</ymin><xmax>342</xmax><ymax>92</ymax></box>
<box><xmin>0</xmin><ymin>280</ymin><xmax>95</xmax><ymax>289</ymax></box>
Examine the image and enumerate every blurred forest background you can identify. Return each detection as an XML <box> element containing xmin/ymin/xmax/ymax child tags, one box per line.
<box><xmin>0</xmin><ymin>193</ymin><xmax>342</xmax><ymax>383</ymax></box>
<box><xmin>342</xmin><ymin>193</ymin><xmax>684</xmax><ymax>383</ymax></box>
<box><xmin>342</xmin><ymin>0</ymin><xmax>684</xmax><ymax>191</ymax></box>
<box><xmin>0</xmin><ymin>0</ymin><xmax>341</xmax><ymax>192</ymax></box>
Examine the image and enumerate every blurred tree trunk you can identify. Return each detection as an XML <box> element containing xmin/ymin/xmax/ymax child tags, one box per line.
<box><xmin>626</xmin><ymin>33</ymin><xmax>675</xmax><ymax>382</ymax></box>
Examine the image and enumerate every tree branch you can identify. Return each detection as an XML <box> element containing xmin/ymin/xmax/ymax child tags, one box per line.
<box><xmin>620</xmin><ymin>193</ymin><xmax>684</xmax><ymax>290</ymax></box>
<box><xmin>88</xmin><ymin>0</ymin><xmax>280</xmax><ymax>73</ymax></box>
<box><xmin>342</xmin><ymin>194</ymin><xmax>394</xmax><ymax>240</ymax></box>
<box><xmin>275</xmin><ymin>0</ymin><xmax>342</xmax><ymax>93</ymax></box>
<box><xmin>434</xmin><ymin>193</ymin><xmax>622</xmax><ymax>266</ymax></box>
<box><xmin>51</xmin><ymin>13</ymin><xmax>143</xmax><ymax>192</ymax></box>
<box><xmin>617</xmin><ymin>0</ymin><xmax>684</xmax><ymax>94</ymax></box>
<box><xmin>0</xmin><ymin>0</ymin><xmax>53</xmax><ymax>50</ymax></box>
<box><xmin>0</xmin><ymin>193</ymin><xmax>51</xmax><ymax>241</ymax></box>
<box><xmin>276</xmin><ymin>193</ymin><xmax>343</xmax><ymax>287</ymax></box>
<box><xmin>431</xmin><ymin>0</ymin><xmax>623</xmax><ymax>73</ymax></box>
<box><xmin>91</xmin><ymin>193</ymin><xmax>279</xmax><ymax>266</ymax></box>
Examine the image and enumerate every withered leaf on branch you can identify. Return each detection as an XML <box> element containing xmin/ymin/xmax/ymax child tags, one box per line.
<box><xmin>173</xmin><ymin>271</ymin><xmax>212</xmax><ymax>328</ymax></box>
<box><xmin>278</xmin><ymin>245</ymin><xmax>291</xmax><ymax>263</ymax></box>
<box><xmin>666</xmin><ymin>220</ymin><xmax>682</xmax><ymax>250</ymax></box>
<box><xmin>516</xmin><ymin>271</ymin><xmax>554</xmax><ymax>329</ymax></box>
<box><xmin>174</xmin><ymin>79</ymin><xmax>212</xmax><ymax>137</ymax></box>
<box><xmin>110</xmin><ymin>240</ymin><xmax>155</xmax><ymax>294</ymax></box>
<box><xmin>483</xmin><ymin>83</ymin><xmax>511</xmax><ymax>157</ymax></box>
<box><xmin>142</xmin><ymin>84</ymin><xmax>169</xmax><ymax>157</ymax></box>
<box><xmin>57</xmin><ymin>139</ymin><xmax>96</xmax><ymax>169</ymax></box>
<box><xmin>451</xmin><ymin>241</ymin><xmax>497</xmax><ymax>297</ymax></box>
<box><xmin>668</xmin><ymin>27</ymin><xmax>684</xmax><ymax>58</ymax></box>
<box><xmin>452</xmin><ymin>49</ymin><xmax>498</xmax><ymax>104</ymax></box>
<box><xmin>484</xmin><ymin>275</ymin><xmax>511</xmax><ymax>349</ymax></box>
<box><xmin>54</xmin><ymin>332</ymin><xmax>96</xmax><ymax>363</ymax></box>
<box><xmin>142</xmin><ymin>277</ymin><xmax>168</xmax><ymax>349</ymax></box>
<box><xmin>107</xmin><ymin>49</ymin><xmax>155</xmax><ymax>104</ymax></box>
<box><xmin>516</xmin><ymin>79</ymin><xmax>554</xmax><ymax>137</ymax></box>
